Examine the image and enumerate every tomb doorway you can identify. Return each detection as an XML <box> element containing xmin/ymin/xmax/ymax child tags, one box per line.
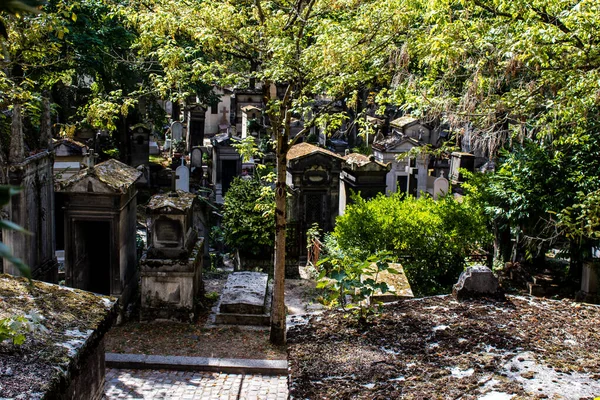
<box><xmin>221</xmin><ymin>159</ymin><xmax>238</xmax><ymax>194</ymax></box>
<box><xmin>73</xmin><ymin>220</ymin><xmax>111</xmax><ymax>295</ymax></box>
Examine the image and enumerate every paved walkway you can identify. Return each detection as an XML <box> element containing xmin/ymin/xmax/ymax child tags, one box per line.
<box><xmin>104</xmin><ymin>368</ymin><xmax>288</xmax><ymax>399</ymax></box>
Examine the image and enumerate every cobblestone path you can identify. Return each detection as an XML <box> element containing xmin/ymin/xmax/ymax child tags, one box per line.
<box><xmin>104</xmin><ymin>368</ymin><xmax>288</xmax><ymax>399</ymax></box>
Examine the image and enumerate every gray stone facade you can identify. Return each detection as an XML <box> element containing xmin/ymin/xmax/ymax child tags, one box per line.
<box><xmin>57</xmin><ymin>159</ymin><xmax>141</xmax><ymax>314</ymax></box>
<box><xmin>140</xmin><ymin>191</ymin><xmax>204</xmax><ymax>322</ymax></box>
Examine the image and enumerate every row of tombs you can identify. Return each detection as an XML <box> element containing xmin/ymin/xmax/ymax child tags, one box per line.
<box><xmin>4</xmin><ymin>134</ymin><xmax>444</xmax><ymax>322</ymax></box>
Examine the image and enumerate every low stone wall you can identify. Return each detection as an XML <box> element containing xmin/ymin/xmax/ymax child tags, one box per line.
<box><xmin>0</xmin><ymin>275</ymin><xmax>117</xmax><ymax>400</ymax></box>
<box><xmin>60</xmin><ymin>338</ymin><xmax>106</xmax><ymax>400</ymax></box>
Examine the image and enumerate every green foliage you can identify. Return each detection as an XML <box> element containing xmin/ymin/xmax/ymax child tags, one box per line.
<box><xmin>559</xmin><ymin>190</ymin><xmax>600</xmax><ymax>243</ymax></box>
<box><xmin>316</xmin><ymin>252</ymin><xmax>397</xmax><ymax>323</ymax></box>
<box><xmin>0</xmin><ymin>315</ymin><xmax>29</xmax><ymax>345</ymax></box>
<box><xmin>463</xmin><ymin>132</ymin><xmax>600</xmax><ymax>263</ymax></box>
<box><xmin>333</xmin><ymin>193</ymin><xmax>491</xmax><ymax>296</ymax></box>
<box><xmin>221</xmin><ymin>177</ymin><xmax>275</xmax><ymax>256</ymax></box>
<box><xmin>103</xmin><ymin>148</ymin><xmax>119</xmax><ymax>159</ymax></box>
<box><xmin>0</xmin><ymin>311</ymin><xmax>46</xmax><ymax>345</ymax></box>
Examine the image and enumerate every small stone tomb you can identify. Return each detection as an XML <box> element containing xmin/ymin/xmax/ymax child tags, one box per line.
<box><xmin>453</xmin><ymin>265</ymin><xmax>504</xmax><ymax>300</ymax></box>
<box><xmin>140</xmin><ymin>191</ymin><xmax>204</xmax><ymax>322</ymax></box>
<box><xmin>57</xmin><ymin>159</ymin><xmax>141</xmax><ymax>312</ymax></box>
<box><xmin>215</xmin><ymin>271</ymin><xmax>271</xmax><ymax>326</ymax></box>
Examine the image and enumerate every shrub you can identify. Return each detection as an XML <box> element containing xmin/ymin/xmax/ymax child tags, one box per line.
<box><xmin>221</xmin><ymin>177</ymin><xmax>275</xmax><ymax>256</ymax></box>
<box><xmin>316</xmin><ymin>251</ymin><xmax>397</xmax><ymax>324</ymax></box>
<box><xmin>333</xmin><ymin>192</ymin><xmax>491</xmax><ymax>296</ymax></box>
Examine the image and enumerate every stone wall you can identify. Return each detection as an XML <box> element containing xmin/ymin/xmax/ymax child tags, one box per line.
<box><xmin>2</xmin><ymin>151</ymin><xmax>57</xmax><ymax>282</ymax></box>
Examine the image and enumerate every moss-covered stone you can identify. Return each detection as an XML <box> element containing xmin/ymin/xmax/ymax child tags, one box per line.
<box><xmin>0</xmin><ymin>274</ymin><xmax>117</xmax><ymax>399</ymax></box>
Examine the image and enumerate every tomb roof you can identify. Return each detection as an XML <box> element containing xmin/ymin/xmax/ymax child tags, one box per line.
<box><xmin>241</xmin><ymin>105</ymin><xmax>262</xmax><ymax>113</ymax></box>
<box><xmin>147</xmin><ymin>190</ymin><xmax>197</xmax><ymax>212</ymax></box>
<box><xmin>390</xmin><ymin>115</ymin><xmax>419</xmax><ymax>129</ymax></box>
<box><xmin>343</xmin><ymin>152</ymin><xmax>390</xmax><ymax>172</ymax></box>
<box><xmin>59</xmin><ymin>158</ymin><xmax>141</xmax><ymax>193</ymax></box>
<box><xmin>366</xmin><ymin>115</ymin><xmax>385</xmax><ymax>125</ymax></box>
<box><xmin>129</xmin><ymin>123</ymin><xmax>152</xmax><ymax>132</ymax></box>
<box><xmin>53</xmin><ymin>137</ymin><xmax>88</xmax><ymax>151</ymax></box>
<box><xmin>372</xmin><ymin>135</ymin><xmax>423</xmax><ymax>152</ymax></box>
<box><xmin>287</xmin><ymin>142</ymin><xmax>344</xmax><ymax>161</ymax></box>
<box><xmin>0</xmin><ymin>274</ymin><xmax>116</xmax><ymax>399</ymax></box>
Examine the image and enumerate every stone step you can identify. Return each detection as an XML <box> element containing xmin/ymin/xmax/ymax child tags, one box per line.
<box><xmin>528</xmin><ymin>282</ymin><xmax>560</xmax><ymax>297</ymax></box>
<box><xmin>214</xmin><ymin>312</ymin><xmax>270</xmax><ymax>326</ymax></box>
<box><xmin>105</xmin><ymin>353</ymin><xmax>287</xmax><ymax>375</ymax></box>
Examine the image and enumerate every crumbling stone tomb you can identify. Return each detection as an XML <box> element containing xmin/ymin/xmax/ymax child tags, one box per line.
<box><xmin>140</xmin><ymin>190</ymin><xmax>204</xmax><ymax>322</ymax></box>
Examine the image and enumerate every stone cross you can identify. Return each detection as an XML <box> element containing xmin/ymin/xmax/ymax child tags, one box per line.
<box><xmin>220</xmin><ymin>106</ymin><xmax>229</xmax><ymax>124</ymax></box>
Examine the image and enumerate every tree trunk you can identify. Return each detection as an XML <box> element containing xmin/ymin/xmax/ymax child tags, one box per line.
<box><xmin>270</xmin><ymin>138</ymin><xmax>287</xmax><ymax>345</ymax></box>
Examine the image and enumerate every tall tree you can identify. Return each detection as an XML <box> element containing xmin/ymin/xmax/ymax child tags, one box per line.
<box><xmin>121</xmin><ymin>0</ymin><xmax>408</xmax><ymax>343</ymax></box>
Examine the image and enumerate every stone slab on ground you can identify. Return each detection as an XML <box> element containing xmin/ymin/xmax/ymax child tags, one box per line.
<box><xmin>219</xmin><ymin>271</ymin><xmax>269</xmax><ymax>315</ymax></box>
<box><xmin>363</xmin><ymin>263</ymin><xmax>414</xmax><ymax>303</ymax></box>
<box><xmin>105</xmin><ymin>368</ymin><xmax>288</xmax><ymax>399</ymax></box>
<box><xmin>106</xmin><ymin>353</ymin><xmax>288</xmax><ymax>375</ymax></box>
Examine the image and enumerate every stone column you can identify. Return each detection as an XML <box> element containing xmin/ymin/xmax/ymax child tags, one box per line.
<box><xmin>9</xmin><ymin>104</ymin><xmax>25</xmax><ymax>164</ymax></box>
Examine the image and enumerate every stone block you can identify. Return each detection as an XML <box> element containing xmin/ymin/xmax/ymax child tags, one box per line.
<box><xmin>452</xmin><ymin>265</ymin><xmax>504</xmax><ymax>300</ymax></box>
<box><xmin>219</xmin><ymin>272</ymin><xmax>268</xmax><ymax>315</ymax></box>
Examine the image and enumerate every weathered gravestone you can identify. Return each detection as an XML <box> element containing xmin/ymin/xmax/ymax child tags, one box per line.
<box><xmin>191</xmin><ymin>146</ymin><xmax>203</xmax><ymax>170</ymax></box>
<box><xmin>433</xmin><ymin>171</ymin><xmax>449</xmax><ymax>200</ymax></box>
<box><xmin>140</xmin><ymin>191</ymin><xmax>204</xmax><ymax>322</ymax></box>
<box><xmin>130</xmin><ymin>125</ymin><xmax>150</xmax><ymax>167</ymax></box>
<box><xmin>171</xmin><ymin>121</ymin><xmax>184</xmax><ymax>142</ymax></box>
<box><xmin>214</xmin><ymin>271</ymin><xmax>270</xmax><ymax>326</ymax></box>
<box><xmin>175</xmin><ymin>161</ymin><xmax>190</xmax><ymax>192</ymax></box>
<box><xmin>453</xmin><ymin>265</ymin><xmax>504</xmax><ymax>300</ymax></box>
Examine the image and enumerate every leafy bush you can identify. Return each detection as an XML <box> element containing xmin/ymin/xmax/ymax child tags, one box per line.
<box><xmin>317</xmin><ymin>252</ymin><xmax>397</xmax><ymax>324</ymax></box>
<box><xmin>221</xmin><ymin>177</ymin><xmax>275</xmax><ymax>256</ymax></box>
<box><xmin>333</xmin><ymin>193</ymin><xmax>491</xmax><ymax>296</ymax></box>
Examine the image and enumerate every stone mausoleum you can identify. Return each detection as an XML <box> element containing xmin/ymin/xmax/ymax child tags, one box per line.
<box><xmin>286</xmin><ymin>143</ymin><xmax>343</xmax><ymax>265</ymax></box>
<box><xmin>2</xmin><ymin>104</ymin><xmax>57</xmax><ymax>282</ymax></box>
<box><xmin>140</xmin><ymin>190</ymin><xmax>204</xmax><ymax>322</ymax></box>
<box><xmin>57</xmin><ymin>159</ymin><xmax>141</xmax><ymax>314</ymax></box>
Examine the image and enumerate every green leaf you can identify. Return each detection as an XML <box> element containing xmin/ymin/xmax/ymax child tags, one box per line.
<box><xmin>0</xmin><ymin>220</ymin><xmax>31</xmax><ymax>234</ymax></box>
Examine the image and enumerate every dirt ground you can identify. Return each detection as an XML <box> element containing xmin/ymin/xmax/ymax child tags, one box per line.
<box><xmin>104</xmin><ymin>275</ymin><xmax>322</xmax><ymax>360</ymax></box>
<box><xmin>287</xmin><ymin>295</ymin><xmax>600</xmax><ymax>399</ymax></box>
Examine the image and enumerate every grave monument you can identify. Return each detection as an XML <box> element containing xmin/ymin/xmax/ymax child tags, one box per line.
<box><xmin>57</xmin><ymin>159</ymin><xmax>141</xmax><ymax>318</ymax></box>
<box><xmin>140</xmin><ymin>190</ymin><xmax>204</xmax><ymax>322</ymax></box>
